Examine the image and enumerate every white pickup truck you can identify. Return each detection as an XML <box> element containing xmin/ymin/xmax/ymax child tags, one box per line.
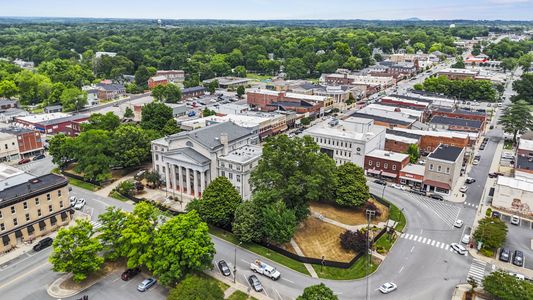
<box><xmin>250</xmin><ymin>260</ymin><xmax>281</xmax><ymax>280</ymax></box>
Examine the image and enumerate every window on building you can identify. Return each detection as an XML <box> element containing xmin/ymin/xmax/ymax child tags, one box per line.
<box><xmin>37</xmin><ymin>209</ymin><xmax>42</xmax><ymax>217</ymax></box>
<box><xmin>48</xmin><ymin>205</ymin><xmax>53</xmax><ymax>213</ymax></box>
<box><xmin>155</xmin><ymin>154</ymin><xmax>159</xmax><ymax>161</ymax></box>
<box><xmin>4</xmin><ymin>144</ymin><xmax>7</xmax><ymax>149</ymax></box>
<box><xmin>0</xmin><ymin>223</ymin><xmax>4</xmax><ymax>231</ymax></box>
<box><xmin>429</xmin><ymin>164</ymin><xmax>434</xmax><ymax>170</ymax></box>
<box><xmin>60</xmin><ymin>201</ymin><xmax>64</xmax><ymax>208</ymax></box>
<box><xmin>369</xmin><ymin>160</ymin><xmax>373</xmax><ymax>166</ymax></box>
<box><xmin>229</xmin><ymin>173</ymin><xmax>233</xmax><ymax>180</ymax></box>
<box><xmin>384</xmin><ymin>163</ymin><xmax>388</xmax><ymax>169</ymax></box>
<box><xmin>392</xmin><ymin>165</ymin><xmax>397</xmax><ymax>170</ymax></box>
<box><xmin>446</xmin><ymin>167</ymin><xmax>450</xmax><ymax>174</ymax></box>
<box><xmin>47</xmin><ymin>194</ymin><xmax>51</xmax><ymax>201</ymax></box>
<box><xmin>58</xmin><ymin>190</ymin><xmax>62</xmax><ymax>197</ymax></box>
<box><xmin>0</xmin><ymin>210</ymin><xmax>2</xmax><ymax>218</ymax></box>
<box><xmin>25</xmin><ymin>213</ymin><xmax>30</xmax><ymax>222</ymax></box>
<box><xmin>11</xmin><ymin>206</ymin><xmax>15</xmax><ymax>214</ymax></box>
<box><xmin>221</xmin><ymin>171</ymin><xmax>225</xmax><ymax>177</ymax></box>
<box><xmin>229</xmin><ymin>164</ymin><xmax>233</xmax><ymax>169</ymax></box>
<box><xmin>376</xmin><ymin>162</ymin><xmax>380</xmax><ymax>167</ymax></box>
<box><xmin>437</xmin><ymin>165</ymin><xmax>442</xmax><ymax>172</ymax></box>
<box><xmin>237</xmin><ymin>175</ymin><xmax>241</xmax><ymax>182</ymax></box>
<box><xmin>162</xmin><ymin>166</ymin><xmax>165</xmax><ymax>174</ymax></box>
<box><xmin>23</xmin><ymin>202</ymin><xmax>28</xmax><ymax>210</ymax></box>
<box><xmin>13</xmin><ymin>218</ymin><xmax>17</xmax><ymax>226</ymax></box>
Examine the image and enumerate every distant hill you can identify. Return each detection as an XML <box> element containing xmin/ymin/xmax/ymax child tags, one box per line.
<box><xmin>404</xmin><ymin>17</ymin><xmax>423</xmax><ymax>21</ymax></box>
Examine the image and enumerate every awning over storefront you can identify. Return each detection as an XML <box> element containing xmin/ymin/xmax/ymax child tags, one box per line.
<box><xmin>27</xmin><ymin>225</ymin><xmax>35</xmax><ymax>234</ymax></box>
<box><xmin>39</xmin><ymin>221</ymin><xmax>46</xmax><ymax>230</ymax></box>
<box><xmin>15</xmin><ymin>230</ymin><xmax>22</xmax><ymax>238</ymax></box>
<box><xmin>367</xmin><ymin>169</ymin><xmax>381</xmax><ymax>175</ymax></box>
<box><xmin>381</xmin><ymin>171</ymin><xmax>397</xmax><ymax>178</ymax></box>
<box><xmin>400</xmin><ymin>176</ymin><xmax>423</xmax><ymax>183</ymax></box>
<box><xmin>423</xmin><ymin>179</ymin><xmax>451</xmax><ymax>190</ymax></box>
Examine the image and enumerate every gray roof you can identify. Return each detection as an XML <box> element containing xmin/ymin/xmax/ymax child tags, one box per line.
<box><xmin>96</xmin><ymin>83</ymin><xmax>125</xmax><ymax>91</ymax></box>
<box><xmin>183</xmin><ymin>86</ymin><xmax>206</xmax><ymax>94</ymax></box>
<box><xmin>0</xmin><ymin>127</ymin><xmax>36</xmax><ymax>135</ymax></box>
<box><xmin>428</xmin><ymin>144</ymin><xmax>463</xmax><ymax>162</ymax></box>
<box><xmin>516</xmin><ymin>155</ymin><xmax>533</xmax><ymax>172</ymax></box>
<box><xmin>386</xmin><ymin>129</ymin><xmax>421</xmax><ymax>140</ymax></box>
<box><xmin>167</xmin><ymin>121</ymin><xmax>255</xmax><ymax>151</ymax></box>
<box><xmin>0</xmin><ymin>99</ymin><xmax>16</xmax><ymax>106</ymax></box>
<box><xmin>0</xmin><ymin>174</ymin><xmax>68</xmax><ymax>208</ymax></box>
<box><xmin>432</xmin><ymin>107</ymin><xmax>486</xmax><ymax>116</ymax></box>
<box><xmin>45</xmin><ymin>105</ymin><xmax>62</xmax><ymax>110</ymax></box>
<box><xmin>40</xmin><ymin>114</ymin><xmax>89</xmax><ymax>126</ymax></box>
<box><xmin>350</xmin><ymin>112</ymin><xmax>412</xmax><ymax>126</ymax></box>
<box><xmin>430</xmin><ymin>116</ymin><xmax>482</xmax><ymax>129</ymax></box>
<box><xmin>165</xmin><ymin>147</ymin><xmax>210</xmax><ymax>165</ymax></box>
<box><xmin>0</xmin><ymin>108</ymin><xmax>28</xmax><ymax>117</ymax></box>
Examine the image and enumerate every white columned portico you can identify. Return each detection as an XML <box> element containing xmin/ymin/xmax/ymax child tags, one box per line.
<box><xmin>193</xmin><ymin>170</ymin><xmax>199</xmax><ymax>197</ymax></box>
<box><xmin>178</xmin><ymin>166</ymin><xmax>183</xmax><ymax>191</ymax></box>
<box><xmin>164</xmin><ymin>163</ymin><xmax>170</xmax><ymax>191</ymax></box>
<box><xmin>200</xmin><ymin>171</ymin><xmax>206</xmax><ymax>197</ymax></box>
<box><xmin>171</xmin><ymin>164</ymin><xmax>177</xmax><ymax>192</ymax></box>
<box><xmin>186</xmin><ymin>168</ymin><xmax>191</xmax><ymax>195</ymax></box>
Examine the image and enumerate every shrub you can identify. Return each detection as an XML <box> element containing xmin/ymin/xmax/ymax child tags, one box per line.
<box><xmin>339</xmin><ymin>229</ymin><xmax>370</xmax><ymax>253</ymax></box>
<box><xmin>485</xmin><ymin>207</ymin><xmax>492</xmax><ymax>217</ymax></box>
<box><xmin>116</xmin><ymin>180</ymin><xmax>135</xmax><ymax>196</ymax></box>
<box><xmin>363</xmin><ymin>201</ymin><xmax>382</xmax><ymax>217</ymax></box>
<box><xmin>480</xmin><ymin>248</ymin><xmax>494</xmax><ymax>257</ymax></box>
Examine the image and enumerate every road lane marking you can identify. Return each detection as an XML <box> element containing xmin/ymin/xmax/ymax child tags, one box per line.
<box><xmin>281</xmin><ymin>278</ymin><xmax>294</xmax><ymax>284</ymax></box>
<box><xmin>274</xmin><ymin>288</ymin><xmax>282</xmax><ymax>300</ymax></box>
<box><xmin>399</xmin><ymin>266</ymin><xmax>404</xmax><ymax>273</ymax></box>
<box><xmin>0</xmin><ymin>261</ymin><xmax>49</xmax><ymax>290</ymax></box>
<box><xmin>410</xmin><ymin>246</ymin><xmax>415</xmax><ymax>253</ymax></box>
<box><xmin>241</xmin><ymin>259</ymin><xmax>250</xmax><ymax>264</ymax></box>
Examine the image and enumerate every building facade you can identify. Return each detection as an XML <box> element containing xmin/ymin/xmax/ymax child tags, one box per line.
<box><xmin>0</xmin><ymin>133</ymin><xmax>20</xmax><ymax>162</ymax></box>
<box><xmin>423</xmin><ymin>144</ymin><xmax>465</xmax><ymax>195</ymax></box>
<box><xmin>0</xmin><ymin>127</ymin><xmax>44</xmax><ymax>157</ymax></box>
<box><xmin>364</xmin><ymin>150</ymin><xmax>410</xmax><ymax>182</ymax></box>
<box><xmin>492</xmin><ymin>176</ymin><xmax>533</xmax><ymax>219</ymax></box>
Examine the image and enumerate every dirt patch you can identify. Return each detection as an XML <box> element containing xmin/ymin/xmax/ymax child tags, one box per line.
<box><xmin>293</xmin><ymin>218</ymin><xmax>355</xmax><ymax>262</ymax></box>
<box><xmin>310</xmin><ymin>199</ymin><xmax>389</xmax><ymax>226</ymax></box>
<box><xmin>60</xmin><ymin>260</ymin><xmax>124</xmax><ymax>290</ymax></box>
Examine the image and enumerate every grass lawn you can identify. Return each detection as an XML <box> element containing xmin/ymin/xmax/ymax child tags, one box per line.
<box><xmin>68</xmin><ymin>178</ymin><xmax>100</xmax><ymax>192</ymax></box>
<box><xmin>246</xmin><ymin>73</ymin><xmax>271</xmax><ymax>81</ymax></box>
<box><xmin>313</xmin><ymin>255</ymin><xmax>379</xmax><ymax>280</ymax></box>
<box><xmin>503</xmin><ymin>140</ymin><xmax>514</xmax><ymax>150</ymax></box>
<box><xmin>389</xmin><ymin>203</ymin><xmax>407</xmax><ymax>232</ymax></box>
<box><xmin>310</xmin><ymin>199</ymin><xmax>389</xmax><ymax>226</ymax></box>
<box><xmin>227</xmin><ymin>290</ymin><xmax>257</xmax><ymax>300</ymax></box>
<box><xmin>198</xmin><ymin>273</ymin><xmax>229</xmax><ymax>293</ymax></box>
<box><xmin>108</xmin><ymin>191</ymin><xmax>130</xmax><ymax>202</ymax></box>
<box><xmin>375</xmin><ymin>233</ymin><xmax>397</xmax><ymax>254</ymax></box>
<box><xmin>209</xmin><ymin>227</ymin><xmax>310</xmax><ymax>276</ymax></box>
<box><xmin>293</xmin><ymin>218</ymin><xmax>354</xmax><ymax>262</ymax></box>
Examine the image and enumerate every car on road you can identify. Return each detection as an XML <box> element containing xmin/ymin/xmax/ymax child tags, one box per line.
<box><xmin>492</xmin><ymin>211</ymin><xmax>501</xmax><ymax>218</ymax></box>
<box><xmin>137</xmin><ymin>277</ymin><xmax>157</xmax><ymax>292</ymax></box>
<box><xmin>33</xmin><ymin>237</ymin><xmax>53</xmax><ymax>251</ymax></box>
<box><xmin>489</xmin><ymin>172</ymin><xmax>504</xmax><ymax>178</ymax></box>
<box><xmin>429</xmin><ymin>193</ymin><xmax>444</xmax><ymax>201</ymax></box>
<box><xmin>373</xmin><ymin>179</ymin><xmax>387</xmax><ymax>186</ymax></box>
<box><xmin>461</xmin><ymin>234</ymin><xmax>470</xmax><ymax>244</ymax></box>
<box><xmin>69</xmin><ymin>196</ymin><xmax>78</xmax><ymax>206</ymax></box>
<box><xmin>459</xmin><ymin>186</ymin><xmax>468</xmax><ymax>193</ymax></box>
<box><xmin>410</xmin><ymin>189</ymin><xmax>426</xmax><ymax>196</ymax></box>
<box><xmin>510</xmin><ymin>215</ymin><xmax>520</xmax><ymax>225</ymax></box>
<box><xmin>378</xmin><ymin>282</ymin><xmax>397</xmax><ymax>294</ymax></box>
<box><xmin>465</xmin><ymin>177</ymin><xmax>476</xmax><ymax>184</ymax></box>
<box><xmin>513</xmin><ymin>250</ymin><xmax>524</xmax><ymax>267</ymax></box>
<box><xmin>453</xmin><ymin>220</ymin><xmax>464</xmax><ymax>228</ymax></box>
<box><xmin>18</xmin><ymin>158</ymin><xmax>30</xmax><ymax>164</ymax></box>
<box><xmin>74</xmin><ymin>198</ymin><xmax>86</xmax><ymax>210</ymax></box>
<box><xmin>121</xmin><ymin>268</ymin><xmax>141</xmax><ymax>281</ymax></box>
<box><xmin>450</xmin><ymin>243</ymin><xmax>467</xmax><ymax>255</ymax></box>
<box><xmin>33</xmin><ymin>154</ymin><xmax>46</xmax><ymax>160</ymax></box>
<box><xmin>390</xmin><ymin>183</ymin><xmax>407</xmax><ymax>191</ymax></box>
<box><xmin>248</xmin><ymin>275</ymin><xmax>263</xmax><ymax>292</ymax></box>
<box><xmin>217</xmin><ymin>260</ymin><xmax>231</xmax><ymax>276</ymax></box>
<box><xmin>499</xmin><ymin>248</ymin><xmax>511</xmax><ymax>262</ymax></box>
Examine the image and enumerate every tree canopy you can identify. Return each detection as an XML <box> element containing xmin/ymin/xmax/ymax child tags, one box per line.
<box><xmin>473</xmin><ymin>216</ymin><xmax>508</xmax><ymax>250</ymax></box>
<box><xmin>483</xmin><ymin>271</ymin><xmax>533</xmax><ymax>300</ymax></box>
<box><xmin>297</xmin><ymin>283</ymin><xmax>339</xmax><ymax>300</ymax></box>
<box><xmin>334</xmin><ymin>163</ymin><xmax>369</xmax><ymax>208</ymax></box>
<box><xmin>499</xmin><ymin>100</ymin><xmax>533</xmax><ymax>143</ymax></box>
<box><xmin>167</xmin><ymin>274</ymin><xmax>224</xmax><ymax>300</ymax></box>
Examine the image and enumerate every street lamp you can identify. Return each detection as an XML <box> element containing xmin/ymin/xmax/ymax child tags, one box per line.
<box><xmin>365</xmin><ymin>209</ymin><xmax>376</xmax><ymax>300</ymax></box>
<box><xmin>233</xmin><ymin>242</ymin><xmax>242</xmax><ymax>283</ymax></box>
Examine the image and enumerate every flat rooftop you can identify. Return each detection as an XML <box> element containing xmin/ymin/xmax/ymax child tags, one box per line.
<box><xmin>366</xmin><ymin>150</ymin><xmax>409</xmax><ymax>162</ymax></box>
<box><xmin>304</xmin><ymin>119</ymin><xmax>385</xmax><ymax>142</ymax></box>
<box><xmin>220</xmin><ymin>145</ymin><xmax>263</xmax><ymax>164</ymax></box>
<box><xmin>519</xmin><ymin>139</ymin><xmax>533</xmax><ymax>152</ymax></box>
<box><xmin>497</xmin><ymin>176</ymin><xmax>533</xmax><ymax>193</ymax></box>
<box><xmin>16</xmin><ymin>113</ymin><xmax>88</xmax><ymax>126</ymax></box>
<box><xmin>428</xmin><ymin>144</ymin><xmax>464</xmax><ymax>162</ymax></box>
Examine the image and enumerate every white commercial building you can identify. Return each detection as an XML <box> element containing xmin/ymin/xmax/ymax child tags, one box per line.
<box><xmin>218</xmin><ymin>145</ymin><xmax>262</xmax><ymax>200</ymax></box>
<box><xmin>365</xmin><ymin>103</ymin><xmax>424</xmax><ymax>120</ymax></box>
<box><xmin>303</xmin><ymin>117</ymin><xmax>386</xmax><ymax>166</ymax></box>
<box><xmin>492</xmin><ymin>176</ymin><xmax>533</xmax><ymax>219</ymax></box>
<box><xmin>0</xmin><ymin>133</ymin><xmax>20</xmax><ymax>162</ymax></box>
<box><xmin>151</xmin><ymin>122</ymin><xmax>260</xmax><ymax>199</ymax></box>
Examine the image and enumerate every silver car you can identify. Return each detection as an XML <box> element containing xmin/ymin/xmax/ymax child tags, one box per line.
<box><xmin>137</xmin><ymin>277</ymin><xmax>157</xmax><ymax>292</ymax></box>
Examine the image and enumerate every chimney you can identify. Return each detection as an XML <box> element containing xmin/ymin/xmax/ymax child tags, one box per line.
<box><xmin>220</xmin><ymin>133</ymin><xmax>229</xmax><ymax>155</ymax></box>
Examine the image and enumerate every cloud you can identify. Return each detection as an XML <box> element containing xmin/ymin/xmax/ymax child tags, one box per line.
<box><xmin>489</xmin><ymin>0</ymin><xmax>529</xmax><ymax>4</ymax></box>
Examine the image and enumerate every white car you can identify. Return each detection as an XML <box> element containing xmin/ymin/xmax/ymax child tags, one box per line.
<box><xmin>472</xmin><ymin>160</ymin><xmax>479</xmax><ymax>165</ymax></box>
<box><xmin>74</xmin><ymin>198</ymin><xmax>86</xmax><ymax>210</ymax></box>
<box><xmin>378</xmin><ymin>282</ymin><xmax>397</xmax><ymax>294</ymax></box>
<box><xmin>450</xmin><ymin>243</ymin><xmax>467</xmax><ymax>255</ymax></box>
<box><xmin>453</xmin><ymin>219</ymin><xmax>464</xmax><ymax>228</ymax></box>
<box><xmin>510</xmin><ymin>215</ymin><xmax>520</xmax><ymax>225</ymax></box>
<box><xmin>461</xmin><ymin>234</ymin><xmax>470</xmax><ymax>244</ymax></box>
<box><xmin>460</xmin><ymin>186</ymin><xmax>468</xmax><ymax>193</ymax></box>
<box><xmin>69</xmin><ymin>196</ymin><xmax>78</xmax><ymax>206</ymax></box>
<box><xmin>390</xmin><ymin>183</ymin><xmax>407</xmax><ymax>191</ymax></box>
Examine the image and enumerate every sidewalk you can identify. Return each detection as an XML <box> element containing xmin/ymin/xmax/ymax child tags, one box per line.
<box><xmin>289</xmin><ymin>239</ymin><xmax>318</xmax><ymax>278</ymax></box>
<box><xmin>205</xmin><ymin>269</ymin><xmax>271</xmax><ymax>300</ymax></box>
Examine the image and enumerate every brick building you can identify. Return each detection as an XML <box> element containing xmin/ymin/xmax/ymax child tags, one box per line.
<box><xmin>391</xmin><ymin>128</ymin><xmax>473</xmax><ymax>153</ymax></box>
<box><xmin>517</xmin><ymin>139</ymin><xmax>533</xmax><ymax>157</ymax></box>
<box><xmin>96</xmin><ymin>82</ymin><xmax>126</xmax><ymax>100</ymax></box>
<box><xmin>364</xmin><ymin>150</ymin><xmax>410</xmax><ymax>182</ymax></box>
<box><xmin>429</xmin><ymin>116</ymin><xmax>483</xmax><ymax>133</ymax></box>
<box><xmin>430</xmin><ymin>107</ymin><xmax>486</xmax><ymax>124</ymax></box>
<box><xmin>155</xmin><ymin>70</ymin><xmax>185</xmax><ymax>83</ymax></box>
<box><xmin>385</xmin><ymin>130</ymin><xmax>420</xmax><ymax>153</ymax></box>
<box><xmin>436</xmin><ymin>68</ymin><xmax>478</xmax><ymax>80</ymax></box>
<box><xmin>247</xmin><ymin>90</ymin><xmax>330</xmax><ymax>114</ymax></box>
<box><xmin>15</xmin><ymin>113</ymin><xmax>89</xmax><ymax>135</ymax></box>
<box><xmin>379</xmin><ymin>96</ymin><xmax>430</xmax><ymax>110</ymax></box>
<box><xmin>148</xmin><ymin>76</ymin><xmax>168</xmax><ymax>89</ymax></box>
<box><xmin>0</xmin><ymin>127</ymin><xmax>43</xmax><ymax>157</ymax></box>
<box><xmin>182</xmin><ymin>86</ymin><xmax>207</xmax><ymax>100</ymax></box>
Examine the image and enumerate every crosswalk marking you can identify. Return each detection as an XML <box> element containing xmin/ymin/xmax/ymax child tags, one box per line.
<box><xmin>409</xmin><ymin>234</ymin><xmax>414</xmax><ymax>240</ymax></box>
<box><xmin>464</xmin><ymin>202</ymin><xmax>479</xmax><ymax>209</ymax></box>
<box><xmin>426</xmin><ymin>239</ymin><xmax>432</xmax><ymax>245</ymax></box>
<box><xmin>90</xmin><ymin>220</ymin><xmax>102</xmax><ymax>230</ymax></box>
<box><xmin>408</xmin><ymin>194</ymin><xmax>462</xmax><ymax>228</ymax></box>
<box><xmin>422</xmin><ymin>237</ymin><xmax>427</xmax><ymax>243</ymax></box>
<box><xmin>436</xmin><ymin>242</ymin><xmax>441</xmax><ymax>247</ymax></box>
<box><xmin>445</xmin><ymin>245</ymin><xmax>449</xmax><ymax>250</ymax></box>
<box><xmin>399</xmin><ymin>233</ymin><xmax>455</xmax><ymax>253</ymax></box>
<box><xmin>467</xmin><ymin>259</ymin><xmax>488</xmax><ymax>285</ymax></box>
<box><xmin>417</xmin><ymin>236</ymin><xmax>423</xmax><ymax>242</ymax></box>
<box><xmin>431</xmin><ymin>241</ymin><xmax>436</xmax><ymax>246</ymax></box>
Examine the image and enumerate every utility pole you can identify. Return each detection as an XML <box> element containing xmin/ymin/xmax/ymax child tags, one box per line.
<box><xmin>366</xmin><ymin>209</ymin><xmax>376</xmax><ymax>300</ymax></box>
<box><xmin>233</xmin><ymin>242</ymin><xmax>242</xmax><ymax>283</ymax></box>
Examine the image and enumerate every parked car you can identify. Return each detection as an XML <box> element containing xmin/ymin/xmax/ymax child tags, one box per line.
<box><xmin>479</xmin><ymin>145</ymin><xmax>485</xmax><ymax>150</ymax></box>
<box><xmin>513</xmin><ymin>250</ymin><xmax>524</xmax><ymax>267</ymax></box>
<box><xmin>465</xmin><ymin>177</ymin><xmax>476</xmax><ymax>184</ymax></box>
<box><xmin>429</xmin><ymin>193</ymin><xmax>444</xmax><ymax>201</ymax></box>
<box><xmin>74</xmin><ymin>198</ymin><xmax>86</xmax><ymax>210</ymax></box>
<box><xmin>488</xmin><ymin>172</ymin><xmax>504</xmax><ymax>178</ymax></box>
<box><xmin>33</xmin><ymin>237</ymin><xmax>53</xmax><ymax>251</ymax></box>
<box><xmin>450</xmin><ymin>243</ymin><xmax>467</xmax><ymax>255</ymax></box>
<box><xmin>410</xmin><ymin>189</ymin><xmax>426</xmax><ymax>196</ymax></box>
<box><xmin>453</xmin><ymin>219</ymin><xmax>464</xmax><ymax>228</ymax></box>
<box><xmin>499</xmin><ymin>248</ymin><xmax>511</xmax><ymax>262</ymax></box>
<box><xmin>390</xmin><ymin>183</ymin><xmax>407</xmax><ymax>191</ymax></box>
<box><xmin>217</xmin><ymin>260</ymin><xmax>231</xmax><ymax>276</ymax></box>
<box><xmin>460</xmin><ymin>186</ymin><xmax>468</xmax><ymax>193</ymax></box>
<box><xmin>18</xmin><ymin>158</ymin><xmax>30</xmax><ymax>165</ymax></box>
<box><xmin>33</xmin><ymin>154</ymin><xmax>46</xmax><ymax>160</ymax></box>
<box><xmin>137</xmin><ymin>278</ymin><xmax>157</xmax><ymax>292</ymax></box>
<box><xmin>461</xmin><ymin>234</ymin><xmax>470</xmax><ymax>244</ymax></box>
<box><xmin>492</xmin><ymin>211</ymin><xmax>501</xmax><ymax>218</ymax></box>
<box><xmin>510</xmin><ymin>215</ymin><xmax>520</xmax><ymax>225</ymax></box>
<box><xmin>121</xmin><ymin>268</ymin><xmax>141</xmax><ymax>281</ymax></box>
<box><xmin>248</xmin><ymin>275</ymin><xmax>263</xmax><ymax>292</ymax></box>
<box><xmin>378</xmin><ymin>282</ymin><xmax>397</xmax><ymax>294</ymax></box>
<box><xmin>373</xmin><ymin>179</ymin><xmax>387</xmax><ymax>186</ymax></box>
<box><xmin>69</xmin><ymin>196</ymin><xmax>78</xmax><ymax>206</ymax></box>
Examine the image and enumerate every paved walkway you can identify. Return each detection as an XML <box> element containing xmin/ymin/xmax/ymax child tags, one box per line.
<box><xmin>204</xmin><ymin>269</ymin><xmax>270</xmax><ymax>300</ymax></box>
<box><xmin>313</xmin><ymin>212</ymin><xmax>387</xmax><ymax>231</ymax></box>
<box><xmin>289</xmin><ymin>239</ymin><xmax>318</xmax><ymax>278</ymax></box>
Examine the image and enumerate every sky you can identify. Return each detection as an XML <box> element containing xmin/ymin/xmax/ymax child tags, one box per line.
<box><xmin>0</xmin><ymin>0</ymin><xmax>532</xmax><ymax>20</ymax></box>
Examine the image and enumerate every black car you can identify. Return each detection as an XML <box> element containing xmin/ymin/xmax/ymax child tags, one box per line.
<box><xmin>513</xmin><ymin>250</ymin><xmax>524</xmax><ymax>267</ymax></box>
<box><xmin>33</xmin><ymin>237</ymin><xmax>53</xmax><ymax>251</ymax></box>
<box><xmin>479</xmin><ymin>145</ymin><xmax>485</xmax><ymax>150</ymax></box>
<box><xmin>217</xmin><ymin>260</ymin><xmax>231</xmax><ymax>276</ymax></box>
<box><xmin>121</xmin><ymin>268</ymin><xmax>141</xmax><ymax>281</ymax></box>
<box><xmin>492</xmin><ymin>211</ymin><xmax>501</xmax><ymax>218</ymax></box>
<box><xmin>429</xmin><ymin>194</ymin><xmax>444</xmax><ymax>201</ymax></box>
<box><xmin>465</xmin><ymin>178</ymin><xmax>476</xmax><ymax>184</ymax></box>
<box><xmin>373</xmin><ymin>179</ymin><xmax>387</xmax><ymax>186</ymax></box>
<box><xmin>248</xmin><ymin>275</ymin><xmax>263</xmax><ymax>292</ymax></box>
<box><xmin>499</xmin><ymin>248</ymin><xmax>511</xmax><ymax>262</ymax></box>
<box><xmin>33</xmin><ymin>154</ymin><xmax>46</xmax><ymax>160</ymax></box>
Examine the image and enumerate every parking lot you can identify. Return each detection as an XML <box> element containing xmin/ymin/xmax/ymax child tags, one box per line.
<box><xmin>496</xmin><ymin>213</ymin><xmax>533</xmax><ymax>270</ymax></box>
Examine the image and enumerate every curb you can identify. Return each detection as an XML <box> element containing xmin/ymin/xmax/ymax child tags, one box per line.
<box><xmin>47</xmin><ymin>274</ymin><xmax>82</xmax><ymax>299</ymax></box>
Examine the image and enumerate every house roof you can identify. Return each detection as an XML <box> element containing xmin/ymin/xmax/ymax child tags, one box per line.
<box><xmin>428</xmin><ymin>144</ymin><xmax>463</xmax><ymax>162</ymax></box>
<box><xmin>96</xmin><ymin>83</ymin><xmax>125</xmax><ymax>91</ymax></box>
<box><xmin>0</xmin><ymin>127</ymin><xmax>36</xmax><ymax>135</ymax></box>
<box><xmin>0</xmin><ymin>174</ymin><xmax>68</xmax><ymax>207</ymax></box>
<box><xmin>430</xmin><ymin>116</ymin><xmax>482</xmax><ymax>129</ymax></box>
<box><xmin>516</xmin><ymin>155</ymin><xmax>533</xmax><ymax>172</ymax></box>
<box><xmin>0</xmin><ymin>99</ymin><xmax>16</xmax><ymax>106</ymax></box>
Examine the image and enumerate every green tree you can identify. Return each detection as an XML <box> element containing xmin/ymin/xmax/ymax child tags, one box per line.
<box><xmin>151</xmin><ymin>84</ymin><xmax>166</xmax><ymax>101</ymax></box>
<box><xmin>451</xmin><ymin>57</ymin><xmax>465</xmax><ymax>69</ymax></box>
<box><xmin>49</xmin><ymin>220</ymin><xmax>103</xmax><ymax>282</ymax></box>
<box><xmin>60</xmin><ymin>87</ymin><xmax>87</xmax><ymax>112</ymax></box>
<box><xmin>202</xmin><ymin>108</ymin><xmax>216</xmax><ymax>117</ymax></box>
<box><xmin>141</xmin><ymin>102</ymin><xmax>174</xmax><ymax>131</ymax></box>
<box><xmin>260</xmin><ymin>200</ymin><xmax>298</xmax><ymax>244</ymax></box>
<box><xmin>97</xmin><ymin>206</ymin><xmax>128</xmax><ymax>260</ymax></box>
<box><xmin>512</xmin><ymin>73</ymin><xmax>533</xmax><ymax>104</ymax></box>
<box><xmin>0</xmin><ymin>79</ymin><xmax>18</xmax><ymax>98</ymax></box>
<box><xmin>116</xmin><ymin>180</ymin><xmax>136</xmax><ymax>196</ymax></box>
<box><xmin>124</xmin><ymin>106</ymin><xmax>134</xmax><ymax>118</ymax></box>
<box><xmin>517</xmin><ymin>53</ymin><xmax>533</xmax><ymax>70</ymax></box>
<box><xmin>112</xmin><ymin>124</ymin><xmax>150</xmax><ymax>168</ymax></box>
<box><xmin>207</xmin><ymin>80</ymin><xmax>218</xmax><ymax>94</ymax></box>
<box><xmin>346</xmin><ymin>93</ymin><xmax>355</xmax><ymax>105</ymax></box>
<box><xmin>164</xmin><ymin>84</ymin><xmax>182</xmax><ymax>103</ymax></box>
<box><xmin>251</xmin><ymin>135</ymin><xmax>336</xmax><ymax>221</ymax></box>
<box><xmin>285</xmin><ymin>58</ymin><xmax>307</xmax><ymax>79</ymax></box>
<box><xmin>162</xmin><ymin>118</ymin><xmax>181</xmax><ymax>136</ymax></box>
<box><xmin>144</xmin><ymin>170</ymin><xmax>162</xmax><ymax>188</ymax></box>
<box><xmin>149</xmin><ymin>211</ymin><xmax>215</xmax><ymax>286</ymax></box>
<box><xmin>407</xmin><ymin>144</ymin><xmax>420</xmax><ymax>164</ymax></box>
<box><xmin>499</xmin><ymin>100</ymin><xmax>533</xmax><ymax>143</ymax></box>
<box><xmin>119</xmin><ymin>202</ymin><xmax>162</xmax><ymax>269</ymax></box>
<box><xmin>297</xmin><ymin>283</ymin><xmax>338</xmax><ymax>300</ymax></box>
<box><xmin>343</xmin><ymin>56</ymin><xmax>363</xmax><ymax>71</ymax></box>
<box><xmin>232</xmin><ymin>200</ymin><xmax>264</xmax><ymax>243</ymax></box>
<box><xmin>236</xmin><ymin>85</ymin><xmax>245</xmax><ymax>98</ymax></box>
<box><xmin>300</xmin><ymin>117</ymin><xmax>311</xmax><ymax>126</ymax></box>
<box><xmin>334</xmin><ymin>163</ymin><xmax>369</xmax><ymax>208</ymax></box>
<box><xmin>501</xmin><ymin>58</ymin><xmax>518</xmax><ymax>72</ymax></box>
<box><xmin>413</xmin><ymin>42</ymin><xmax>426</xmax><ymax>52</ymax></box>
<box><xmin>483</xmin><ymin>271</ymin><xmax>533</xmax><ymax>300</ymax></box>
<box><xmin>82</xmin><ymin>112</ymin><xmax>121</xmax><ymax>131</ymax></box>
<box><xmin>473</xmin><ymin>216</ymin><xmax>508</xmax><ymax>250</ymax></box>
<box><xmin>135</xmin><ymin>65</ymin><xmax>156</xmax><ymax>88</ymax></box>
<box><xmin>73</xmin><ymin>129</ymin><xmax>114</xmax><ymax>182</ymax></box>
<box><xmin>234</xmin><ymin>65</ymin><xmax>247</xmax><ymax>78</ymax></box>
<box><xmin>167</xmin><ymin>274</ymin><xmax>224</xmax><ymax>300</ymax></box>
<box><xmin>48</xmin><ymin>133</ymin><xmax>76</xmax><ymax>167</ymax></box>
<box><xmin>196</xmin><ymin>177</ymin><xmax>242</xmax><ymax>229</ymax></box>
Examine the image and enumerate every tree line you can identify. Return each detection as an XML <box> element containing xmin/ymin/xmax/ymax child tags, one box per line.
<box><xmin>414</xmin><ymin>75</ymin><xmax>500</xmax><ymax>102</ymax></box>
